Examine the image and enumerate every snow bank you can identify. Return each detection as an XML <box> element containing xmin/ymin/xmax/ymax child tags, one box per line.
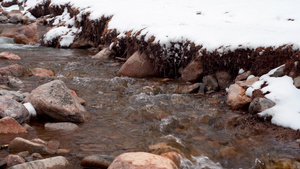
<box><xmin>247</xmin><ymin>66</ymin><xmax>300</xmax><ymax>130</ymax></box>
<box><xmin>24</xmin><ymin>0</ymin><xmax>300</xmax><ymax>51</ymax></box>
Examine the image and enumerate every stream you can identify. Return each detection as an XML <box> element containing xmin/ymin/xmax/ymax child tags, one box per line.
<box><xmin>0</xmin><ymin>25</ymin><xmax>300</xmax><ymax>169</ymax></box>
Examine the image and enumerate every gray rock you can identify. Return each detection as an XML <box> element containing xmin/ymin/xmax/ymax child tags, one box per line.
<box><xmin>198</xmin><ymin>83</ymin><xmax>205</xmax><ymax>94</ymax></box>
<box><xmin>7</xmin><ymin>76</ymin><xmax>25</xmax><ymax>88</ymax></box>
<box><xmin>294</xmin><ymin>76</ymin><xmax>300</xmax><ymax>88</ymax></box>
<box><xmin>0</xmin><ymin>64</ymin><xmax>23</xmax><ymax>77</ymax></box>
<box><xmin>24</xmin><ymin>80</ymin><xmax>90</xmax><ymax>122</ymax></box>
<box><xmin>8</xmin><ymin>14</ymin><xmax>23</xmax><ymax>24</ymax></box>
<box><xmin>202</xmin><ymin>75</ymin><xmax>219</xmax><ymax>91</ymax></box>
<box><xmin>9</xmin><ymin>156</ymin><xmax>70</xmax><ymax>169</ymax></box>
<box><xmin>272</xmin><ymin>66</ymin><xmax>285</xmax><ymax>77</ymax></box>
<box><xmin>249</xmin><ymin>97</ymin><xmax>275</xmax><ymax>114</ymax></box>
<box><xmin>45</xmin><ymin>122</ymin><xmax>79</xmax><ymax>131</ymax></box>
<box><xmin>215</xmin><ymin>71</ymin><xmax>231</xmax><ymax>90</ymax></box>
<box><xmin>0</xmin><ymin>89</ymin><xmax>25</xmax><ymax>102</ymax></box>
<box><xmin>0</xmin><ymin>16</ymin><xmax>8</xmax><ymax>23</ymax></box>
<box><xmin>0</xmin><ymin>96</ymin><xmax>30</xmax><ymax>124</ymax></box>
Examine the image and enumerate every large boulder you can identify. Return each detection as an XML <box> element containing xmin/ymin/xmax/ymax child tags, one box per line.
<box><xmin>0</xmin><ymin>117</ymin><xmax>27</xmax><ymax>134</ymax></box>
<box><xmin>226</xmin><ymin>84</ymin><xmax>252</xmax><ymax>109</ymax></box>
<box><xmin>9</xmin><ymin>156</ymin><xmax>70</xmax><ymax>169</ymax></box>
<box><xmin>8</xmin><ymin>137</ymin><xmax>55</xmax><ymax>154</ymax></box>
<box><xmin>181</xmin><ymin>57</ymin><xmax>203</xmax><ymax>82</ymax></box>
<box><xmin>0</xmin><ymin>22</ymin><xmax>39</xmax><ymax>45</ymax></box>
<box><xmin>248</xmin><ymin>97</ymin><xmax>275</xmax><ymax>114</ymax></box>
<box><xmin>5</xmin><ymin>154</ymin><xmax>25</xmax><ymax>168</ymax></box>
<box><xmin>108</xmin><ymin>152</ymin><xmax>178</xmax><ymax>169</ymax></box>
<box><xmin>0</xmin><ymin>64</ymin><xmax>23</xmax><ymax>77</ymax></box>
<box><xmin>24</xmin><ymin>80</ymin><xmax>89</xmax><ymax>122</ymax></box>
<box><xmin>118</xmin><ymin>51</ymin><xmax>159</xmax><ymax>78</ymax></box>
<box><xmin>0</xmin><ymin>96</ymin><xmax>30</xmax><ymax>124</ymax></box>
<box><xmin>30</xmin><ymin>68</ymin><xmax>55</xmax><ymax>77</ymax></box>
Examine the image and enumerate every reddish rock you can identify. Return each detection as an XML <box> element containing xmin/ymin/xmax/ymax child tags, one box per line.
<box><xmin>181</xmin><ymin>57</ymin><xmax>203</xmax><ymax>82</ymax></box>
<box><xmin>8</xmin><ymin>137</ymin><xmax>54</xmax><ymax>154</ymax></box>
<box><xmin>5</xmin><ymin>155</ymin><xmax>25</xmax><ymax>168</ymax></box>
<box><xmin>161</xmin><ymin>152</ymin><xmax>182</xmax><ymax>168</ymax></box>
<box><xmin>118</xmin><ymin>51</ymin><xmax>159</xmax><ymax>78</ymax></box>
<box><xmin>24</xmin><ymin>80</ymin><xmax>89</xmax><ymax>122</ymax></box>
<box><xmin>215</xmin><ymin>71</ymin><xmax>232</xmax><ymax>90</ymax></box>
<box><xmin>108</xmin><ymin>152</ymin><xmax>178</xmax><ymax>169</ymax></box>
<box><xmin>30</xmin><ymin>68</ymin><xmax>54</xmax><ymax>77</ymax></box>
<box><xmin>236</xmin><ymin>76</ymin><xmax>259</xmax><ymax>88</ymax></box>
<box><xmin>81</xmin><ymin>155</ymin><xmax>113</xmax><ymax>168</ymax></box>
<box><xmin>1</xmin><ymin>22</ymin><xmax>39</xmax><ymax>45</ymax></box>
<box><xmin>0</xmin><ymin>117</ymin><xmax>27</xmax><ymax>134</ymax></box>
<box><xmin>176</xmin><ymin>83</ymin><xmax>201</xmax><ymax>94</ymax></box>
<box><xmin>0</xmin><ymin>64</ymin><xmax>23</xmax><ymax>77</ymax></box>
<box><xmin>47</xmin><ymin>140</ymin><xmax>60</xmax><ymax>153</ymax></box>
<box><xmin>91</xmin><ymin>47</ymin><xmax>114</xmax><ymax>60</ymax></box>
<box><xmin>0</xmin><ymin>96</ymin><xmax>30</xmax><ymax>124</ymax></box>
<box><xmin>0</xmin><ymin>52</ymin><xmax>21</xmax><ymax>60</ymax></box>
<box><xmin>226</xmin><ymin>84</ymin><xmax>252</xmax><ymax>109</ymax></box>
<box><xmin>235</xmin><ymin>71</ymin><xmax>252</xmax><ymax>82</ymax></box>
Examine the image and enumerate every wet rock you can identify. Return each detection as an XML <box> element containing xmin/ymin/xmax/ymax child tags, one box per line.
<box><xmin>47</xmin><ymin>140</ymin><xmax>60</xmax><ymax>153</ymax></box>
<box><xmin>45</xmin><ymin>122</ymin><xmax>79</xmax><ymax>131</ymax></box>
<box><xmin>56</xmin><ymin>149</ymin><xmax>70</xmax><ymax>154</ymax></box>
<box><xmin>202</xmin><ymin>75</ymin><xmax>219</xmax><ymax>91</ymax></box>
<box><xmin>8</xmin><ymin>137</ymin><xmax>54</xmax><ymax>154</ymax></box>
<box><xmin>108</xmin><ymin>152</ymin><xmax>178</xmax><ymax>169</ymax></box>
<box><xmin>24</xmin><ymin>80</ymin><xmax>89</xmax><ymax>123</ymax></box>
<box><xmin>91</xmin><ymin>47</ymin><xmax>114</xmax><ymax>60</ymax></box>
<box><xmin>8</xmin><ymin>76</ymin><xmax>25</xmax><ymax>88</ymax></box>
<box><xmin>17</xmin><ymin>151</ymin><xmax>30</xmax><ymax>158</ymax></box>
<box><xmin>249</xmin><ymin>97</ymin><xmax>275</xmax><ymax>114</ymax></box>
<box><xmin>161</xmin><ymin>152</ymin><xmax>182</xmax><ymax>168</ymax></box>
<box><xmin>118</xmin><ymin>51</ymin><xmax>159</xmax><ymax>78</ymax></box>
<box><xmin>0</xmin><ymin>96</ymin><xmax>30</xmax><ymax>124</ymax></box>
<box><xmin>0</xmin><ymin>117</ymin><xmax>27</xmax><ymax>134</ymax></box>
<box><xmin>293</xmin><ymin>76</ymin><xmax>300</xmax><ymax>88</ymax></box>
<box><xmin>236</xmin><ymin>76</ymin><xmax>259</xmax><ymax>88</ymax></box>
<box><xmin>148</xmin><ymin>143</ymin><xmax>183</xmax><ymax>156</ymax></box>
<box><xmin>0</xmin><ymin>16</ymin><xmax>8</xmax><ymax>23</ymax></box>
<box><xmin>0</xmin><ymin>64</ymin><xmax>23</xmax><ymax>77</ymax></box>
<box><xmin>0</xmin><ymin>22</ymin><xmax>39</xmax><ymax>45</ymax></box>
<box><xmin>176</xmin><ymin>83</ymin><xmax>201</xmax><ymax>94</ymax></box>
<box><xmin>256</xmin><ymin>158</ymin><xmax>300</xmax><ymax>169</ymax></box>
<box><xmin>181</xmin><ymin>57</ymin><xmax>203</xmax><ymax>82</ymax></box>
<box><xmin>0</xmin><ymin>52</ymin><xmax>21</xmax><ymax>60</ymax></box>
<box><xmin>81</xmin><ymin>155</ymin><xmax>113</xmax><ymax>168</ymax></box>
<box><xmin>74</xmin><ymin>95</ymin><xmax>87</xmax><ymax>106</ymax></box>
<box><xmin>9</xmin><ymin>156</ymin><xmax>70</xmax><ymax>169</ymax></box>
<box><xmin>0</xmin><ymin>89</ymin><xmax>25</xmax><ymax>102</ymax></box>
<box><xmin>5</xmin><ymin>154</ymin><xmax>25</xmax><ymax>168</ymax></box>
<box><xmin>215</xmin><ymin>71</ymin><xmax>232</xmax><ymax>90</ymax></box>
<box><xmin>30</xmin><ymin>68</ymin><xmax>55</xmax><ymax>77</ymax></box>
<box><xmin>198</xmin><ymin>83</ymin><xmax>205</xmax><ymax>94</ymax></box>
<box><xmin>23</xmin><ymin>123</ymin><xmax>34</xmax><ymax>131</ymax></box>
<box><xmin>226</xmin><ymin>84</ymin><xmax>252</xmax><ymax>109</ymax></box>
<box><xmin>235</xmin><ymin>71</ymin><xmax>251</xmax><ymax>82</ymax></box>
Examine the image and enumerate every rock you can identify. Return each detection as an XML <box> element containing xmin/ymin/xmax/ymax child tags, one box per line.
<box><xmin>226</xmin><ymin>84</ymin><xmax>252</xmax><ymax>109</ymax></box>
<box><xmin>8</xmin><ymin>137</ymin><xmax>54</xmax><ymax>154</ymax></box>
<box><xmin>235</xmin><ymin>71</ymin><xmax>251</xmax><ymax>82</ymax></box>
<box><xmin>91</xmin><ymin>47</ymin><xmax>114</xmax><ymax>60</ymax></box>
<box><xmin>249</xmin><ymin>97</ymin><xmax>275</xmax><ymax>114</ymax></box>
<box><xmin>56</xmin><ymin>149</ymin><xmax>70</xmax><ymax>154</ymax></box>
<box><xmin>272</xmin><ymin>66</ymin><xmax>285</xmax><ymax>77</ymax></box>
<box><xmin>0</xmin><ymin>96</ymin><xmax>30</xmax><ymax>124</ymax></box>
<box><xmin>108</xmin><ymin>152</ymin><xmax>178</xmax><ymax>169</ymax></box>
<box><xmin>23</xmin><ymin>124</ymin><xmax>34</xmax><ymax>131</ymax></box>
<box><xmin>0</xmin><ymin>64</ymin><xmax>23</xmax><ymax>77</ymax></box>
<box><xmin>257</xmin><ymin>158</ymin><xmax>300</xmax><ymax>169</ymax></box>
<box><xmin>1</xmin><ymin>0</ymin><xmax>18</xmax><ymax>7</ymax></box>
<box><xmin>0</xmin><ymin>117</ymin><xmax>27</xmax><ymax>134</ymax></box>
<box><xmin>30</xmin><ymin>153</ymin><xmax>43</xmax><ymax>160</ymax></box>
<box><xmin>161</xmin><ymin>152</ymin><xmax>182</xmax><ymax>168</ymax></box>
<box><xmin>198</xmin><ymin>83</ymin><xmax>205</xmax><ymax>94</ymax></box>
<box><xmin>181</xmin><ymin>57</ymin><xmax>203</xmax><ymax>82</ymax></box>
<box><xmin>81</xmin><ymin>155</ymin><xmax>113</xmax><ymax>168</ymax></box>
<box><xmin>176</xmin><ymin>83</ymin><xmax>201</xmax><ymax>94</ymax></box>
<box><xmin>294</xmin><ymin>76</ymin><xmax>300</xmax><ymax>88</ymax></box>
<box><xmin>8</xmin><ymin>76</ymin><xmax>25</xmax><ymax>88</ymax></box>
<box><xmin>30</xmin><ymin>68</ymin><xmax>55</xmax><ymax>77</ymax></box>
<box><xmin>73</xmin><ymin>95</ymin><xmax>87</xmax><ymax>106</ymax></box>
<box><xmin>118</xmin><ymin>51</ymin><xmax>159</xmax><ymax>78</ymax></box>
<box><xmin>0</xmin><ymin>52</ymin><xmax>21</xmax><ymax>60</ymax></box>
<box><xmin>9</xmin><ymin>14</ymin><xmax>23</xmax><ymax>24</ymax></box>
<box><xmin>24</xmin><ymin>80</ymin><xmax>89</xmax><ymax>122</ymax></box>
<box><xmin>9</xmin><ymin>156</ymin><xmax>70</xmax><ymax>169</ymax></box>
<box><xmin>0</xmin><ymin>16</ymin><xmax>8</xmax><ymax>23</ymax></box>
<box><xmin>0</xmin><ymin>89</ymin><xmax>25</xmax><ymax>102</ymax></box>
<box><xmin>5</xmin><ymin>154</ymin><xmax>25</xmax><ymax>168</ymax></box>
<box><xmin>47</xmin><ymin>140</ymin><xmax>60</xmax><ymax>153</ymax></box>
<box><xmin>17</xmin><ymin>151</ymin><xmax>30</xmax><ymax>158</ymax></box>
<box><xmin>0</xmin><ymin>22</ymin><xmax>39</xmax><ymax>45</ymax></box>
<box><xmin>45</xmin><ymin>122</ymin><xmax>79</xmax><ymax>131</ymax></box>
<box><xmin>0</xmin><ymin>160</ymin><xmax>6</xmax><ymax>168</ymax></box>
<box><xmin>235</xmin><ymin>76</ymin><xmax>259</xmax><ymax>88</ymax></box>
<box><xmin>202</xmin><ymin>75</ymin><xmax>219</xmax><ymax>91</ymax></box>
<box><xmin>215</xmin><ymin>71</ymin><xmax>231</xmax><ymax>90</ymax></box>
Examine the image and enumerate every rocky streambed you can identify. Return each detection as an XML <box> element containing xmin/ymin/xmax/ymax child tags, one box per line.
<box><xmin>0</xmin><ymin>4</ymin><xmax>300</xmax><ymax>169</ymax></box>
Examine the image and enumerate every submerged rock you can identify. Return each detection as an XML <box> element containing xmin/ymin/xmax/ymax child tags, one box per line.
<box><xmin>30</xmin><ymin>68</ymin><xmax>55</xmax><ymax>77</ymax></box>
<box><xmin>9</xmin><ymin>137</ymin><xmax>55</xmax><ymax>155</ymax></box>
<box><xmin>0</xmin><ymin>96</ymin><xmax>30</xmax><ymax>124</ymax></box>
<box><xmin>176</xmin><ymin>83</ymin><xmax>201</xmax><ymax>94</ymax></box>
<box><xmin>0</xmin><ymin>52</ymin><xmax>21</xmax><ymax>60</ymax></box>
<box><xmin>0</xmin><ymin>64</ymin><xmax>23</xmax><ymax>77</ymax></box>
<box><xmin>24</xmin><ymin>80</ymin><xmax>89</xmax><ymax>122</ymax></box>
<box><xmin>118</xmin><ymin>51</ymin><xmax>159</xmax><ymax>78</ymax></box>
<box><xmin>92</xmin><ymin>47</ymin><xmax>114</xmax><ymax>60</ymax></box>
<box><xmin>108</xmin><ymin>152</ymin><xmax>178</xmax><ymax>169</ymax></box>
<box><xmin>44</xmin><ymin>122</ymin><xmax>79</xmax><ymax>131</ymax></box>
<box><xmin>0</xmin><ymin>117</ymin><xmax>27</xmax><ymax>134</ymax></box>
<box><xmin>226</xmin><ymin>84</ymin><xmax>252</xmax><ymax>109</ymax></box>
<box><xmin>249</xmin><ymin>97</ymin><xmax>275</xmax><ymax>114</ymax></box>
<box><xmin>81</xmin><ymin>155</ymin><xmax>113</xmax><ymax>168</ymax></box>
<box><xmin>181</xmin><ymin>57</ymin><xmax>203</xmax><ymax>82</ymax></box>
<box><xmin>9</xmin><ymin>156</ymin><xmax>70</xmax><ymax>169</ymax></box>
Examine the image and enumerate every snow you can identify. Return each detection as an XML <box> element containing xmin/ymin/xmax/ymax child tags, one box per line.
<box><xmin>21</xmin><ymin>0</ymin><xmax>300</xmax><ymax>51</ymax></box>
<box><xmin>246</xmin><ymin>66</ymin><xmax>300</xmax><ymax>130</ymax></box>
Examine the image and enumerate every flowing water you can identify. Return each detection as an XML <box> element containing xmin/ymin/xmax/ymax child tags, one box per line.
<box><xmin>0</xmin><ymin>27</ymin><xmax>300</xmax><ymax>168</ymax></box>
